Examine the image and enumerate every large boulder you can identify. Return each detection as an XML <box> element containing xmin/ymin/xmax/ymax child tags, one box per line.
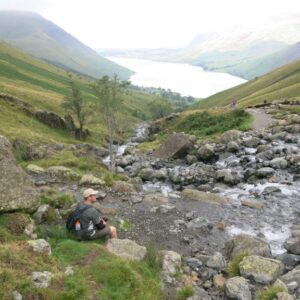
<box><xmin>280</xmin><ymin>266</ymin><xmax>300</xmax><ymax>291</ymax></box>
<box><xmin>0</xmin><ymin>136</ymin><xmax>39</xmax><ymax>212</ymax></box>
<box><xmin>225</xmin><ymin>277</ymin><xmax>251</xmax><ymax>300</ymax></box>
<box><xmin>106</xmin><ymin>238</ymin><xmax>147</xmax><ymax>261</ymax></box>
<box><xmin>284</xmin><ymin>237</ymin><xmax>300</xmax><ymax>255</ymax></box>
<box><xmin>197</xmin><ymin>144</ymin><xmax>218</xmax><ymax>162</ymax></box>
<box><xmin>220</xmin><ymin>130</ymin><xmax>242</xmax><ymax>144</ymax></box>
<box><xmin>182</xmin><ymin>189</ymin><xmax>227</xmax><ymax>205</ymax></box>
<box><xmin>153</xmin><ymin>133</ymin><xmax>194</xmax><ymax>159</ymax></box>
<box><xmin>225</xmin><ymin>234</ymin><xmax>272</xmax><ymax>259</ymax></box>
<box><xmin>239</xmin><ymin>255</ymin><xmax>283</xmax><ymax>284</ymax></box>
<box><xmin>112</xmin><ymin>181</ymin><xmax>136</xmax><ymax>193</ymax></box>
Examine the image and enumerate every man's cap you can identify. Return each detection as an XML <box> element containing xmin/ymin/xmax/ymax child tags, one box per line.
<box><xmin>83</xmin><ymin>188</ymin><xmax>98</xmax><ymax>198</ymax></box>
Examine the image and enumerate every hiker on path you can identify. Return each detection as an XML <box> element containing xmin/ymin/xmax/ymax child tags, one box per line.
<box><xmin>76</xmin><ymin>188</ymin><xmax>117</xmax><ymax>240</ymax></box>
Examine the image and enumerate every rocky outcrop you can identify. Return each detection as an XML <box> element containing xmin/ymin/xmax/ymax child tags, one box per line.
<box><xmin>0</xmin><ymin>136</ymin><xmax>39</xmax><ymax>212</ymax></box>
<box><xmin>35</xmin><ymin>111</ymin><xmax>67</xmax><ymax>129</ymax></box>
<box><xmin>153</xmin><ymin>133</ymin><xmax>194</xmax><ymax>159</ymax></box>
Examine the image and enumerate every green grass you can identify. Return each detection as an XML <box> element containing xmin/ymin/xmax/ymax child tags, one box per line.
<box><xmin>176</xmin><ymin>285</ymin><xmax>194</xmax><ymax>300</ymax></box>
<box><xmin>227</xmin><ymin>252</ymin><xmax>249</xmax><ymax>277</ymax></box>
<box><xmin>0</xmin><ymin>42</ymin><xmax>174</xmax><ymax>146</ymax></box>
<box><xmin>155</xmin><ymin>109</ymin><xmax>252</xmax><ymax>141</ymax></box>
<box><xmin>256</xmin><ymin>286</ymin><xmax>285</xmax><ymax>300</ymax></box>
<box><xmin>193</xmin><ymin>59</ymin><xmax>300</xmax><ymax>109</ymax></box>
<box><xmin>0</xmin><ymin>221</ymin><xmax>162</xmax><ymax>300</ymax></box>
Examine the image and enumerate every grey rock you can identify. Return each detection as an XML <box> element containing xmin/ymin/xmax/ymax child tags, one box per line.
<box><xmin>12</xmin><ymin>291</ymin><xmax>22</xmax><ymax>300</ymax></box>
<box><xmin>185</xmin><ymin>257</ymin><xmax>203</xmax><ymax>272</ymax></box>
<box><xmin>158</xmin><ymin>250</ymin><xmax>182</xmax><ymax>284</ymax></box>
<box><xmin>32</xmin><ymin>271</ymin><xmax>53</xmax><ymax>288</ymax></box>
<box><xmin>80</xmin><ymin>174</ymin><xmax>104</xmax><ymax>186</ymax></box>
<box><xmin>243</xmin><ymin>137</ymin><xmax>261</xmax><ymax>148</ymax></box>
<box><xmin>27</xmin><ymin>239</ymin><xmax>52</xmax><ymax>256</ymax></box>
<box><xmin>216</xmin><ymin>169</ymin><xmax>237</xmax><ymax>185</ymax></box>
<box><xmin>143</xmin><ymin>193</ymin><xmax>169</xmax><ymax>206</ymax></box>
<box><xmin>33</xmin><ymin>204</ymin><xmax>50</xmax><ymax>224</ymax></box>
<box><xmin>182</xmin><ymin>189</ymin><xmax>227</xmax><ymax>205</ymax></box>
<box><xmin>284</xmin><ymin>237</ymin><xmax>300</xmax><ymax>255</ymax></box>
<box><xmin>225</xmin><ymin>234</ymin><xmax>272</xmax><ymax>259</ymax></box>
<box><xmin>225</xmin><ymin>276</ymin><xmax>251</xmax><ymax>300</ymax></box>
<box><xmin>256</xmin><ymin>167</ymin><xmax>275</xmax><ymax>178</ymax></box>
<box><xmin>270</xmin><ymin>157</ymin><xmax>288</xmax><ymax>169</ymax></box>
<box><xmin>281</xmin><ymin>266</ymin><xmax>300</xmax><ymax>290</ymax></box>
<box><xmin>277</xmin><ymin>253</ymin><xmax>300</xmax><ymax>271</ymax></box>
<box><xmin>206</xmin><ymin>252</ymin><xmax>227</xmax><ymax>270</ymax></box>
<box><xmin>0</xmin><ymin>136</ymin><xmax>39</xmax><ymax>212</ymax></box>
<box><xmin>220</xmin><ymin>130</ymin><xmax>242</xmax><ymax>144</ymax></box>
<box><xmin>47</xmin><ymin>166</ymin><xmax>80</xmax><ymax>181</ymax></box>
<box><xmin>276</xmin><ymin>292</ymin><xmax>295</xmax><ymax>300</ymax></box>
<box><xmin>186</xmin><ymin>154</ymin><xmax>198</xmax><ymax>165</ymax></box>
<box><xmin>153</xmin><ymin>133</ymin><xmax>194</xmax><ymax>159</ymax></box>
<box><xmin>112</xmin><ymin>181</ymin><xmax>136</xmax><ymax>193</ymax></box>
<box><xmin>197</xmin><ymin>144</ymin><xmax>218</xmax><ymax>162</ymax></box>
<box><xmin>159</xmin><ymin>205</ymin><xmax>176</xmax><ymax>213</ymax></box>
<box><xmin>185</xmin><ymin>217</ymin><xmax>210</xmax><ymax>230</ymax></box>
<box><xmin>227</xmin><ymin>141</ymin><xmax>240</xmax><ymax>152</ymax></box>
<box><xmin>239</xmin><ymin>255</ymin><xmax>283</xmax><ymax>284</ymax></box>
<box><xmin>139</xmin><ymin>167</ymin><xmax>154</xmax><ymax>181</ymax></box>
<box><xmin>64</xmin><ymin>266</ymin><xmax>74</xmax><ymax>276</ymax></box>
<box><xmin>106</xmin><ymin>239</ymin><xmax>147</xmax><ymax>261</ymax></box>
<box><xmin>191</xmin><ymin>286</ymin><xmax>212</xmax><ymax>300</ymax></box>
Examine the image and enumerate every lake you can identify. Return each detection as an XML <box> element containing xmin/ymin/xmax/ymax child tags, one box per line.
<box><xmin>108</xmin><ymin>57</ymin><xmax>247</xmax><ymax>98</ymax></box>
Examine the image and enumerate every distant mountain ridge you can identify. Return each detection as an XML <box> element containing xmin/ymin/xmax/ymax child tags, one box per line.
<box><xmin>0</xmin><ymin>11</ymin><xmax>133</xmax><ymax>80</ymax></box>
<box><xmin>99</xmin><ymin>17</ymin><xmax>300</xmax><ymax>80</ymax></box>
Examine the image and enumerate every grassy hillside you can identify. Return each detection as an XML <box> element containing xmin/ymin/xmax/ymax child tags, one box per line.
<box><xmin>0</xmin><ymin>213</ymin><xmax>162</xmax><ymax>300</ymax></box>
<box><xmin>0</xmin><ymin>11</ymin><xmax>133</xmax><ymax>80</ymax></box>
<box><xmin>0</xmin><ymin>42</ymin><xmax>169</xmax><ymax>145</ymax></box>
<box><xmin>214</xmin><ymin>42</ymin><xmax>300</xmax><ymax>79</ymax></box>
<box><xmin>193</xmin><ymin>59</ymin><xmax>300</xmax><ymax>109</ymax></box>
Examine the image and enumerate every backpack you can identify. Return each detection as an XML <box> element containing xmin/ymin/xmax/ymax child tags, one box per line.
<box><xmin>66</xmin><ymin>205</ymin><xmax>89</xmax><ymax>233</ymax></box>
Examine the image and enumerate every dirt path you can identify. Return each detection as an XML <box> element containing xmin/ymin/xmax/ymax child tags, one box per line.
<box><xmin>246</xmin><ymin>108</ymin><xmax>273</xmax><ymax>130</ymax></box>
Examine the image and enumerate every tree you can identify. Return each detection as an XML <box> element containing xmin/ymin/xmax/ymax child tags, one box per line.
<box><xmin>149</xmin><ymin>99</ymin><xmax>173</xmax><ymax>119</ymax></box>
<box><xmin>63</xmin><ymin>75</ymin><xmax>89</xmax><ymax>140</ymax></box>
<box><xmin>91</xmin><ymin>74</ymin><xmax>129</xmax><ymax>170</ymax></box>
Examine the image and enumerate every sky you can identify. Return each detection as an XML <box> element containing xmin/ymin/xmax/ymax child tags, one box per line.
<box><xmin>0</xmin><ymin>0</ymin><xmax>300</xmax><ymax>49</ymax></box>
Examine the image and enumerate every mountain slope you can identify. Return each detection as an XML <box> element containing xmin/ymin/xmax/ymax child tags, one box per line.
<box><xmin>102</xmin><ymin>18</ymin><xmax>300</xmax><ymax>80</ymax></box>
<box><xmin>0</xmin><ymin>42</ymin><xmax>167</xmax><ymax>144</ymax></box>
<box><xmin>221</xmin><ymin>42</ymin><xmax>300</xmax><ymax>79</ymax></box>
<box><xmin>0</xmin><ymin>11</ymin><xmax>133</xmax><ymax>80</ymax></box>
<box><xmin>193</xmin><ymin>59</ymin><xmax>300</xmax><ymax>109</ymax></box>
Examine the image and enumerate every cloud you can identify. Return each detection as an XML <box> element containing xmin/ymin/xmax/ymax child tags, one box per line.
<box><xmin>0</xmin><ymin>0</ymin><xmax>299</xmax><ymax>48</ymax></box>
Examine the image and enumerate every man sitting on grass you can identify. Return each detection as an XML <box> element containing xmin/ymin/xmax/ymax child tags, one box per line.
<box><xmin>76</xmin><ymin>188</ymin><xmax>117</xmax><ymax>240</ymax></box>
